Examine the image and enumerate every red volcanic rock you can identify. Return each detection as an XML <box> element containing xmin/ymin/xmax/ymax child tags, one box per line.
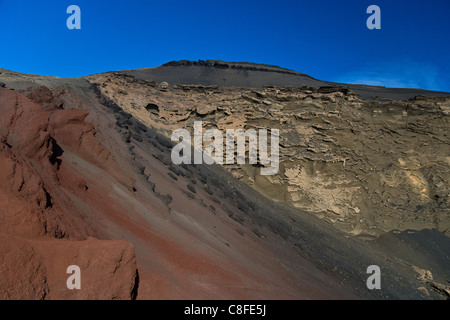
<box><xmin>0</xmin><ymin>143</ymin><xmax>50</xmax><ymax>238</ymax></box>
<box><xmin>0</xmin><ymin>87</ymin><xmax>52</xmax><ymax>163</ymax></box>
<box><xmin>0</xmin><ymin>87</ymin><xmax>134</xmax><ymax>238</ymax></box>
<box><xmin>0</xmin><ymin>87</ymin><xmax>139</xmax><ymax>299</ymax></box>
<box><xmin>0</xmin><ymin>88</ymin><xmax>91</xmax><ymax>239</ymax></box>
<box><xmin>0</xmin><ymin>235</ymin><xmax>138</xmax><ymax>300</ymax></box>
<box><xmin>0</xmin><ymin>234</ymin><xmax>49</xmax><ymax>300</ymax></box>
<box><xmin>24</xmin><ymin>86</ymin><xmax>64</xmax><ymax>111</ymax></box>
<box><xmin>0</xmin><ymin>88</ymin><xmax>58</xmax><ymax>238</ymax></box>
<box><xmin>49</xmin><ymin>108</ymin><xmax>134</xmax><ymax>190</ymax></box>
<box><xmin>32</xmin><ymin>238</ymin><xmax>138</xmax><ymax>300</ymax></box>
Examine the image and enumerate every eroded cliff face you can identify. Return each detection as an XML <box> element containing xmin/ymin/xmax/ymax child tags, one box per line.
<box><xmin>0</xmin><ymin>65</ymin><xmax>449</xmax><ymax>300</ymax></box>
<box><xmin>89</xmin><ymin>72</ymin><xmax>450</xmax><ymax>237</ymax></box>
<box><xmin>0</xmin><ymin>74</ymin><xmax>364</xmax><ymax>301</ymax></box>
<box><xmin>0</xmin><ymin>87</ymin><xmax>138</xmax><ymax>299</ymax></box>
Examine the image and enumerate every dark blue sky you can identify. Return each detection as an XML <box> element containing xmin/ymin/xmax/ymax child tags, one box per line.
<box><xmin>0</xmin><ymin>0</ymin><xmax>449</xmax><ymax>91</ymax></box>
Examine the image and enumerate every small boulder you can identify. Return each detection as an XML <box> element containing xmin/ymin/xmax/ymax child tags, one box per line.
<box><xmin>196</xmin><ymin>105</ymin><xmax>217</xmax><ymax>116</ymax></box>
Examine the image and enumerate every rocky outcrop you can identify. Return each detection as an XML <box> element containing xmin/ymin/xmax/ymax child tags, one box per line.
<box><xmin>0</xmin><ymin>87</ymin><xmax>82</xmax><ymax>238</ymax></box>
<box><xmin>0</xmin><ymin>87</ymin><xmax>138</xmax><ymax>299</ymax></box>
<box><xmin>0</xmin><ymin>235</ymin><xmax>49</xmax><ymax>300</ymax></box>
<box><xmin>49</xmin><ymin>108</ymin><xmax>135</xmax><ymax>190</ymax></box>
<box><xmin>412</xmin><ymin>266</ymin><xmax>450</xmax><ymax>298</ymax></box>
<box><xmin>1</xmin><ymin>66</ymin><xmax>449</xmax><ymax>300</ymax></box>
<box><xmin>88</xmin><ymin>73</ymin><xmax>450</xmax><ymax>238</ymax></box>
<box><xmin>32</xmin><ymin>238</ymin><xmax>138</xmax><ymax>300</ymax></box>
<box><xmin>0</xmin><ymin>235</ymin><xmax>138</xmax><ymax>300</ymax></box>
<box><xmin>122</xmin><ymin>60</ymin><xmax>450</xmax><ymax>100</ymax></box>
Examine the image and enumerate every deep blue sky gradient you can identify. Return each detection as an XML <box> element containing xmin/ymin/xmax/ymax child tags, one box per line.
<box><xmin>0</xmin><ymin>0</ymin><xmax>449</xmax><ymax>91</ymax></box>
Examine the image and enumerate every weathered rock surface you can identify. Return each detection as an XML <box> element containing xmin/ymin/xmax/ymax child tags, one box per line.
<box><xmin>88</xmin><ymin>72</ymin><xmax>450</xmax><ymax>238</ymax></box>
<box><xmin>1</xmin><ymin>62</ymin><xmax>449</xmax><ymax>300</ymax></box>
<box><xmin>32</xmin><ymin>238</ymin><xmax>138</xmax><ymax>300</ymax></box>
<box><xmin>0</xmin><ymin>87</ymin><xmax>138</xmax><ymax>299</ymax></box>
<box><xmin>0</xmin><ymin>235</ymin><xmax>138</xmax><ymax>300</ymax></box>
<box><xmin>0</xmin><ymin>235</ymin><xmax>48</xmax><ymax>300</ymax></box>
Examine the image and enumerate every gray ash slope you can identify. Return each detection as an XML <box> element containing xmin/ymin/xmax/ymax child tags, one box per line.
<box><xmin>119</xmin><ymin>60</ymin><xmax>450</xmax><ymax>100</ymax></box>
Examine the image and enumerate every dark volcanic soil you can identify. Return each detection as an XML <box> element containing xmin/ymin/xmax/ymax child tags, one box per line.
<box><xmin>121</xmin><ymin>60</ymin><xmax>450</xmax><ymax>100</ymax></box>
<box><xmin>0</xmin><ymin>62</ymin><xmax>449</xmax><ymax>300</ymax></box>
